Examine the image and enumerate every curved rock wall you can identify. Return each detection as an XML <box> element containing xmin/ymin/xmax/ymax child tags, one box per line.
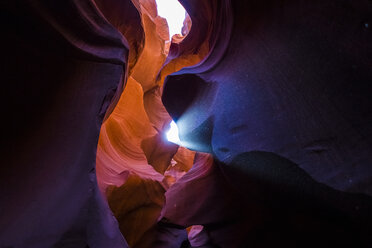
<box><xmin>1</xmin><ymin>0</ymin><xmax>129</xmax><ymax>246</ymax></box>
<box><xmin>163</xmin><ymin>0</ymin><xmax>372</xmax><ymax>196</ymax></box>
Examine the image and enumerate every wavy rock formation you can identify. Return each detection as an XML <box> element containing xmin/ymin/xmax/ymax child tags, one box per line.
<box><xmin>94</xmin><ymin>0</ymin><xmax>198</xmax><ymax>246</ymax></box>
<box><xmin>1</xmin><ymin>0</ymin><xmax>371</xmax><ymax>247</ymax></box>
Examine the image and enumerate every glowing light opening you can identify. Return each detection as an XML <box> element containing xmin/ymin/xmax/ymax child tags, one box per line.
<box><xmin>155</xmin><ymin>0</ymin><xmax>186</xmax><ymax>39</ymax></box>
<box><xmin>166</xmin><ymin>120</ymin><xmax>181</xmax><ymax>144</ymax></box>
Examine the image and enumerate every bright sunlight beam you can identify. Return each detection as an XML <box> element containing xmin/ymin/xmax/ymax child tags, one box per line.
<box><xmin>166</xmin><ymin>120</ymin><xmax>181</xmax><ymax>144</ymax></box>
<box><xmin>155</xmin><ymin>0</ymin><xmax>186</xmax><ymax>39</ymax></box>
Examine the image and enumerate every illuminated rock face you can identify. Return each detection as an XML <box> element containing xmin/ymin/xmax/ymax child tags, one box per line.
<box><xmin>93</xmin><ymin>1</ymin><xmax>200</xmax><ymax>246</ymax></box>
<box><xmin>94</xmin><ymin>0</ymin><xmax>189</xmax><ymax>192</ymax></box>
<box><xmin>1</xmin><ymin>0</ymin><xmax>372</xmax><ymax>247</ymax></box>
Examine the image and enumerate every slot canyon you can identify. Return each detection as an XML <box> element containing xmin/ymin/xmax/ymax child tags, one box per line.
<box><xmin>1</xmin><ymin>0</ymin><xmax>372</xmax><ymax>247</ymax></box>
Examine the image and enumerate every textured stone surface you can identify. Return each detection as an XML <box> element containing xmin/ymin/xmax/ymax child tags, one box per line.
<box><xmin>163</xmin><ymin>0</ymin><xmax>372</xmax><ymax>196</ymax></box>
<box><xmin>1</xmin><ymin>0</ymin><xmax>129</xmax><ymax>246</ymax></box>
<box><xmin>161</xmin><ymin>152</ymin><xmax>372</xmax><ymax>247</ymax></box>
